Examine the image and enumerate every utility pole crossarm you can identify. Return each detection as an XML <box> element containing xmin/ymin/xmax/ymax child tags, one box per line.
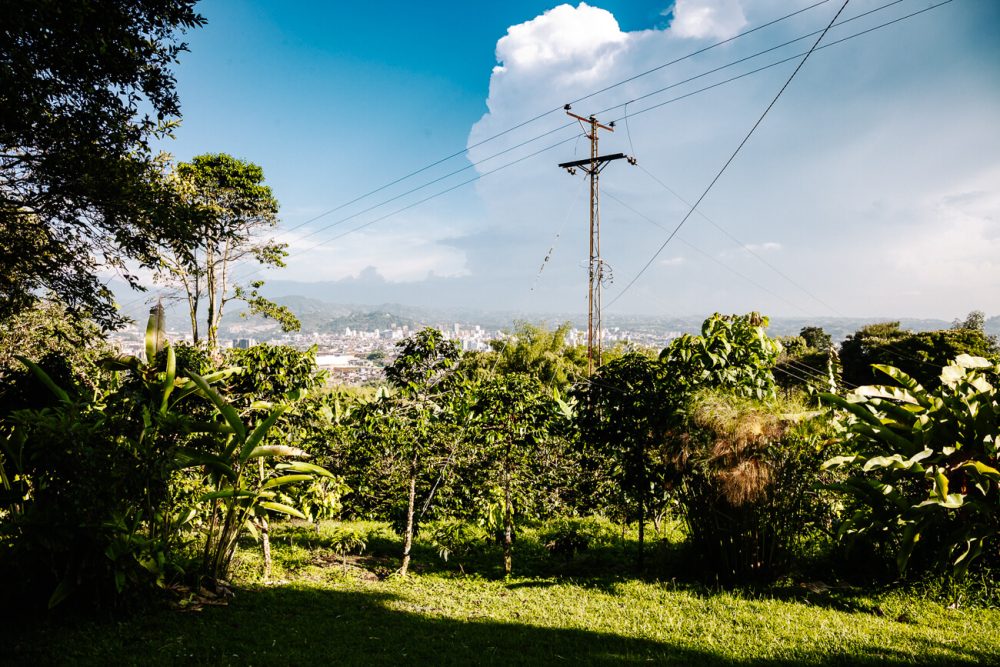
<box><xmin>558</xmin><ymin>153</ymin><xmax>627</xmax><ymax>172</ymax></box>
<box><xmin>564</xmin><ymin>110</ymin><xmax>614</xmax><ymax>133</ymax></box>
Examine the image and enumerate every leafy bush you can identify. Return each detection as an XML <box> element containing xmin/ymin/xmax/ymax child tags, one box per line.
<box><xmin>0</xmin><ymin>315</ymin><xmax>228</xmax><ymax>609</ymax></box>
<box><xmin>538</xmin><ymin>516</ymin><xmax>616</xmax><ymax>561</ymax></box>
<box><xmin>822</xmin><ymin>355</ymin><xmax>1000</xmax><ymax>578</ymax></box>
<box><xmin>839</xmin><ymin>321</ymin><xmax>999</xmax><ymax>390</ymax></box>
<box><xmin>329</xmin><ymin>527</ymin><xmax>367</xmax><ymax>569</ymax></box>
<box><xmin>428</xmin><ymin>519</ymin><xmax>487</xmax><ymax>566</ymax></box>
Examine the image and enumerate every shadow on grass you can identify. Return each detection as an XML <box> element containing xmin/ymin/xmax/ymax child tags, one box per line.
<box><xmin>6</xmin><ymin>583</ymin><xmax>995</xmax><ymax>667</ymax></box>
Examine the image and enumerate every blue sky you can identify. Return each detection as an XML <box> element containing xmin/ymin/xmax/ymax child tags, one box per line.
<box><xmin>155</xmin><ymin>0</ymin><xmax>1000</xmax><ymax>320</ymax></box>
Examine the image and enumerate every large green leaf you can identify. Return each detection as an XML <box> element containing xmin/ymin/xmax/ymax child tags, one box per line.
<box><xmin>239</xmin><ymin>406</ymin><xmax>287</xmax><ymax>463</ymax></box>
<box><xmin>819</xmin><ymin>393</ymin><xmax>882</xmax><ymax>427</ymax></box>
<box><xmin>955</xmin><ymin>354</ymin><xmax>993</xmax><ymax>369</ymax></box>
<box><xmin>174</xmin><ymin>447</ymin><xmax>237</xmax><ymax>481</ymax></box>
<box><xmin>100</xmin><ymin>355</ymin><xmax>142</xmax><ymax>373</ymax></box>
<box><xmin>872</xmin><ymin>364</ymin><xmax>927</xmax><ymax>399</ymax></box>
<box><xmin>159</xmin><ymin>344</ymin><xmax>177</xmax><ymax>414</ymax></box>
<box><xmin>862</xmin><ymin>449</ymin><xmax>931</xmax><ymax>473</ymax></box>
<box><xmin>15</xmin><ymin>355</ymin><xmax>69</xmax><ymax>403</ymax></box>
<box><xmin>259</xmin><ymin>501</ymin><xmax>307</xmax><ymax>519</ymax></box>
<box><xmin>189</xmin><ymin>372</ymin><xmax>246</xmax><ymax>441</ymax></box>
<box><xmin>276</xmin><ymin>461</ymin><xmax>336</xmax><ymax>478</ymax></box>
<box><xmin>961</xmin><ymin>460</ymin><xmax>1000</xmax><ymax>482</ymax></box>
<box><xmin>856</xmin><ymin>384</ymin><xmax>919</xmax><ymax>405</ymax></box>
<box><xmin>201</xmin><ymin>489</ymin><xmax>256</xmax><ymax>501</ymax></box>
<box><xmin>262</xmin><ymin>474</ymin><xmax>313</xmax><ymax>489</ymax></box>
<box><xmin>247</xmin><ymin>445</ymin><xmax>309</xmax><ymax>459</ymax></box>
<box><xmin>821</xmin><ymin>454</ymin><xmax>864</xmax><ymax>470</ymax></box>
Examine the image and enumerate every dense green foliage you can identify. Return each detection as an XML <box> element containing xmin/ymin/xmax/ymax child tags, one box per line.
<box><xmin>574</xmin><ymin>353</ymin><xmax>672</xmax><ymax>561</ymax></box>
<box><xmin>0</xmin><ymin>1</ymin><xmax>205</xmax><ymax>328</ymax></box>
<box><xmin>840</xmin><ymin>320</ymin><xmax>998</xmax><ymax>390</ymax></box>
<box><xmin>156</xmin><ymin>154</ymin><xmax>299</xmax><ymax>349</ymax></box>
<box><xmin>823</xmin><ymin>355</ymin><xmax>1000</xmax><ymax>577</ymax></box>
<box><xmin>0</xmin><ymin>311</ymin><xmax>331</xmax><ymax>607</ymax></box>
<box><xmin>483</xmin><ymin>321</ymin><xmax>588</xmax><ymax>389</ymax></box>
<box><xmin>2</xmin><ymin>309</ymin><xmax>998</xmax><ymax>632</ymax></box>
<box><xmin>660</xmin><ymin>312</ymin><xmax>783</xmax><ymax>399</ymax></box>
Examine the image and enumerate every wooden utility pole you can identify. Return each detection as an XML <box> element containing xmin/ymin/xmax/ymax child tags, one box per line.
<box><xmin>558</xmin><ymin>106</ymin><xmax>635</xmax><ymax>374</ymax></box>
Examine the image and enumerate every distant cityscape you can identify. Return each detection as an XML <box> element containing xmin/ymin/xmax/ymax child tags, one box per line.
<box><xmin>109</xmin><ymin>295</ymin><xmax>998</xmax><ymax>386</ymax></box>
<box><xmin>108</xmin><ymin>316</ymin><xmax>683</xmax><ymax>386</ymax></box>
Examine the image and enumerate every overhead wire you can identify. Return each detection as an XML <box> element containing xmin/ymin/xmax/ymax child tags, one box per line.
<box><xmin>121</xmin><ymin>0</ymin><xmax>954</xmax><ymax>316</ymax></box>
<box><xmin>595</xmin><ymin>0</ymin><xmax>906</xmax><ymax>121</ymax></box>
<box><xmin>602</xmin><ymin>0</ymin><xmax>955</xmax><ymax>129</ymax></box>
<box><xmin>601</xmin><ymin>189</ymin><xmax>856</xmax><ymax>387</ymax></box>
<box><xmin>275</xmin><ymin>0</ymin><xmax>835</xmax><ymax>238</ymax></box>
<box><xmin>635</xmin><ymin>164</ymin><xmax>841</xmax><ymax>315</ymax></box>
<box><xmin>607</xmin><ymin>2</ymin><xmax>959</xmax><ymax>374</ymax></box>
<box><xmin>606</xmin><ymin>0</ymin><xmax>853</xmax><ymax>309</ymax></box>
<box><xmin>232</xmin><ymin>0</ymin><xmax>941</xmax><ymax>288</ymax></box>
<box><xmin>601</xmin><ymin>190</ymin><xmax>814</xmax><ymax>316</ymax></box>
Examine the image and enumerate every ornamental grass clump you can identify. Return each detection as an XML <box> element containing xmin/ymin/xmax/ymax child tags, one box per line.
<box><xmin>672</xmin><ymin>391</ymin><xmax>832</xmax><ymax>582</ymax></box>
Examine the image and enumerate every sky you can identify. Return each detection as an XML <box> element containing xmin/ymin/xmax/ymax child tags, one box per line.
<box><xmin>153</xmin><ymin>0</ymin><xmax>1000</xmax><ymax>320</ymax></box>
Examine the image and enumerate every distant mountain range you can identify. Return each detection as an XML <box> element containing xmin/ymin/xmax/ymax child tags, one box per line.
<box><xmin>220</xmin><ymin>295</ymin><xmax>999</xmax><ymax>342</ymax></box>
<box><xmin>114</xmin><ymin>282</ymin><xmax>998</xmax><ymax>342</ymax></box>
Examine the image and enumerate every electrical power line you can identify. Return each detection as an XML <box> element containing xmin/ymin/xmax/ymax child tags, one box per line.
<box><xmin>122</xmin><ymin>0</ymin><xmax>954</xmax><ymax>313</ymax></box>
<box><xmin>635</xmin><ymin>164</ymin><xmax>842</xmax><ymax>315</ymax></box>
<box><xmin>602</xmin><ymin>190</ymin><xmax>814</xmax><ymax>315</ymax></box>
<box><xmin>241</xmin><ymin>1</ymin><xmax>943</xmax><ymax>283</ymax></box>
<box><xmin>276</xmin><ymin>1</ymin><xmax>835</xmax><ymax>238</ymax></box>
<box><xmin>287</xmin><ymin>0</ymin><xmax>908</xmax><ymax>245</ymax></box>
<box><xmin>595</xmin><ymin>0</ymin><xmax>906</xmax><ymax>120</ymax></box>
<box><xmin>606</xmin><ymin>0</ymin><xmax>853</xmax><ymax>309</ymax></box>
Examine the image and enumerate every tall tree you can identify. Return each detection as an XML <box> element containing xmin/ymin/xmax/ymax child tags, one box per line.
<box><xmin>471</xmin><ymin>373</ymin><xmax>560</xmax><ymax>576</ymax></box>
<box><xmin>487</xmin><ymin>322</ymin><xmax>588</xmax><ymax>389</ymax></box>
<box><xmin>380</xmin><ymin>328</ymin><xmax>460</xmax><ymax>575</ymax></box>
<box><xmin>574</xmin><ymin>353</ymin><xmax>671</xmax><ymax>564</ymax></box>
<box><xmin>0</xmin><ymin>1</ymin><xmax>205</xmax><ymax>328</ymax></box>
<box><xmin>156</xmin><ymin>154</ymin><xmax>299</xmax><ymax>350</ymax></box>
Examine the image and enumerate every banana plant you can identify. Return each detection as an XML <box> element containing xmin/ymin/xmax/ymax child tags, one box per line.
<box><xmin>189</xmin><ymin>371</ymin><xmax>335</xmax><ymax>583</ymax></box>
<box><xmin>822</xmin><ymin>355</ymin><xmax>1000</xmax><ymax>577</ymax></box>
<box><xmin>6</xmin><ymin>307</ymin><xmax>234</xmax><ymax>607</ymax></box>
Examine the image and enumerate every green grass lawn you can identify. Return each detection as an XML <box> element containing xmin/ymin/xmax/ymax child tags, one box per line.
<box><xmin>6</xmin><ymin>521</ymin><xmax>999</xmax><ymax>666</ymax></box>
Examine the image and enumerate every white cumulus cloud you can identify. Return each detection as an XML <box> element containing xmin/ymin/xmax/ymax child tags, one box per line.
<box><xmin>667</xmin><ymin>0</ymin><xmax>748</xmax><ymax>40</ymax></box>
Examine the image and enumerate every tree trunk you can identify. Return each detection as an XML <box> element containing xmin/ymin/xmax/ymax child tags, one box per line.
<box><xmin>503</xmin><ymin>467</ymin><xmax>513</xmax><ymax>577</ymax></box>
<box><xmin>261</xmin><ymin>517</ymin><xmax>272</xmax><ymax>582</ymax></box>
<box><xmin>637</xmin><ymin>496</ymin><xmax>645</xmax><ymax>568</ymax></box>
<box><xmin>400</xmin><ymin>469</ymin><xmax>417</xmax><ymax>576</ymax></box>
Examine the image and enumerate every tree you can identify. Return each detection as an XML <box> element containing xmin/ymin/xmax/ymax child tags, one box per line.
<box><xmin>659</xmin><ymin>312</ymin><xmax>783</xmax><ymax>400</ymax></box>
<box><xmin>470</xmin><ymin>373</ymin><xmax>562</xmax><ymax>576</ymax></box>
<box><xmin>380</xmin><ymin>328</ymin><xmax>460</xmax><ymax>575</ymax></box>
<box><xmin>799</xmin><ymin>326</ymin><xmax>833</xmax><ymax>351</ymax></box>
<box><xmin>1</xmin><ymin>1</ymin><xmax>205</xmax><ymax>328</ymax></box>
<box><xmin>156</xmin><ymin>154</ymin><xmax>299</xmax><ymax>350</ymax></box>
<box><xmin>574</xmin><ymin>353</ymin><xmax>671</xmax><ymax>564</ymax></box>
<box><xmin>839</xmin><ymin>322</ymin><xmax>999</xmax><ymax>390</ymax></box>
<box><xmin>0</xmin><ymin>299</ymin><xmax>110</xmax><ymax>395</ymax></box>
<box><xmin>953</xmin><ymin>310</ymin><xmax>986</xmax><ymax>332</ymax></box>
<box><xmin>482</xmin><ymin>322</ymin><xmax>588</xmax><ymax>389</ymax></box>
